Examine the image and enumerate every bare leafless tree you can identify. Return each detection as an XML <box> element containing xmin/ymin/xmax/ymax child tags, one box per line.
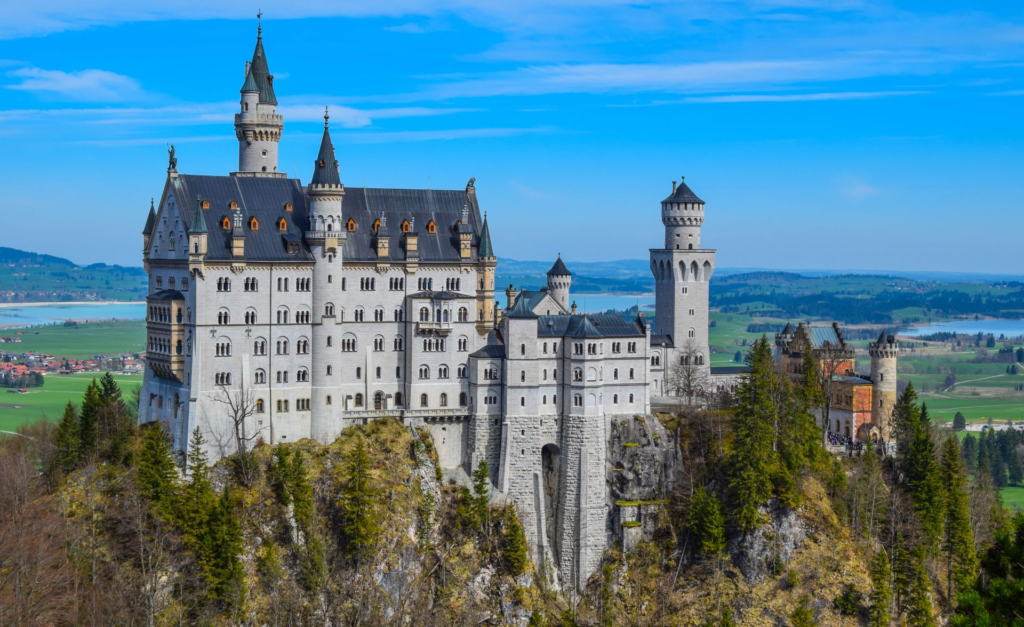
<box><xmin>666</xmin><ymin>340</ymin><xmax>711</xmax><ymax>407</ymax></box>
<box><xmin>814</xmin><ymin>341</ymin><xmax>853</xmax><ymax>440</ymax></box>
<box><xmin>211</xmin><ymin>380</ymin><xmax>262</xmax><ymax>485</ymax></box>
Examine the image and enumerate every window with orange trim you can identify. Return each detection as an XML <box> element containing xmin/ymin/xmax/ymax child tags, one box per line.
<box><xmin>229</xmin><ymin>201</ymin><xmax>237</xmax><ymax>210</ymax></box>
<box><xmin>347</xmin><ymin>219</ymin><xmax>356</xmax><ymax>232</ymax></box>
<box><xmin>373</xmin><ymin>219</ymin><xmax>381</xmax><ymax>233</ymax></box>
<box><xmin>401</xmin><ymin>220</ymin><xmax>410</xmax><ymax>233</ymax></box>
<box><xmin>249</xmin><ymin>217</ymin><xmax>259</xmax><ymax>231</ymax></box>
<box><xmin>278</xmin><ymin>218</ymin><xmax>287</xmax><ymax>231</ymax></box>
<box><xmin>284</xmin><ymin>202</ymin><xmax>293</xmax><ymax>212</ymax></box>
<box><xmin>426</xmin><ymin>220</ymin><xmax>436</xmax><ymax>234</ymax></box>
<box><xmin>202</xmin><ymin>200</ymin><xmax>211</xmax><ymax>209</ymax></box>
<box><xmin>221</xmin><ymin>217</ymin><xmax>230</xmax><ymax>230</ymax></box>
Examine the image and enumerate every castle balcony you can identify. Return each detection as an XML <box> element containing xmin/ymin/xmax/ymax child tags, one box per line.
<box><xmin>148</xmin><ymin>352</ymin><xmax>185</xmax><ymax>383</ymax></box>
<box><xmin>416</xmin><ymin>320</ymin><xmax>453</xmax><ymax>335</ymax></box>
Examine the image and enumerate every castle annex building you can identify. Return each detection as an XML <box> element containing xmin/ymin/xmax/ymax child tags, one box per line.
<box><xmin>140</xmin><ymin>26</ymin><xmax>745</xmax><ymax>588</ymax></box>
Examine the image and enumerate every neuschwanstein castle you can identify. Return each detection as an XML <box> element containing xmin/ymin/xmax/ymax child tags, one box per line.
<box><xmin>139</xmin><ymin>24</ymin><xmax>758</xmax><ymax>588</ymax></box>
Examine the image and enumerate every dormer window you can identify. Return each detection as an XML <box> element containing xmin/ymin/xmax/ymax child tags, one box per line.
<box><xmin>373</xmin><ymin>219</ymin><xmax>381</xmax><ymax>234</ymax></box>
<box><xmin>318</xmin><ymin>160</ymin><xmax>325</xmax><ymax>167</ymax></box>
<box><xmin>347</xmin><ymin>219</ymin><xmax>356</xmax><ymax>232</ymax></box>
<box><xmin>249</xmin><ymin>217</ymin><xmax>259</xmax><ymax>231</ymax></box>
<box><xmin>221</xmin><ymin>217</ymin><xmax>230</xmax><ymax>230</ymax></box>
<box><xmin>202</xmin><ymin>200</ymin><xmax>211</xmax><ymax>210</ymax></box>
<box><xmin>277</xmin><ymin>218</ymin><xmax>287</xmax><ymax>231</ymax></box>
<box><xmin>287</xmin><ymin>242</ymin><xmax>299</xmax><ymax>254</ymax></box>
<box><xmin>401</xmin><ymin>220</ymin><xmax>410</xmax><ymax>233</ymax></box>
<box><xmin>284</xmin><ymin>202</ymin><xmax>293</xmax><ymax>212</ymax></box>
<box><xmin>427</xmin><ymin>220</ymin><xmax>436</xmax><ymax>234</ymax></box>
<box><xmin>229</xmin><ymin>201</ymin><xmax>237</xmax><ymax>210</ymax></box>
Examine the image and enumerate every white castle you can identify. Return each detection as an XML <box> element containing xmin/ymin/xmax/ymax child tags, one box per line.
<box><xmin>138</xmin><ymin>25</ymin><xmax>743</xmax><ymax>588</ymax></box>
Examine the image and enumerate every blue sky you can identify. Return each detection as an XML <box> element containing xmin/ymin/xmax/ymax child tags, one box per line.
<box><xmin>0</xmin><ymin>1</ymin><xmax>1022</xmax><ymax>272</ymax></box>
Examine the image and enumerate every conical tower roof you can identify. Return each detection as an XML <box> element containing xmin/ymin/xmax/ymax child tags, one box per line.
<box><xmin>240</xmin><ymin>26</ymin><xmax>277</xmax><ymax>105</ymax></box>
<box><xmin>478</xmin><ymin>212</ymin><xmax>495</xmax><ymax>258</ymax></box>
<box><xmin>311</xmin><ymin>108</ymin><xmax>341</xmax><ymax>187</ymax></box>
<box><xmin>662</xmin><ymin>176</ymin><xmax>704</xmax><ymax>204</ymax></box>
<box><xmin>187</xmin><ymin>198</ymin><xmax>208</xmax><ymax>234</ymax></box>
<box><xmin>875</xmin><ymin>329</ymin><xmax>889</xmax><ymax>345</ymax></box>
<box><xmin>142</xmin><ymin>199</ymin><xmax>156</xmax><ymax>235</ymax></box>
<box><xmin>547</xmin><ymin>254</ymin><xmax>571</xmax><ymax>276</ymax></box>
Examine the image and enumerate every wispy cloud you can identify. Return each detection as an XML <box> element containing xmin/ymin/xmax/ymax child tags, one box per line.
<box><xmin>6</xmin><ymin>67</ymin><xmax>148</xmax><ymax>101</ymax></box>
<box><xmin>681</xmin><ymin>90</ymin><xmax>928</xmax><ymax>103</ymax></box>
<box><xmin>280</xmin><ymin>104</ymin><xmax>479</xmax><ymax>127</ymax></box>
<box><xmin>837</xmin><ymin>174</ymin><xmax>879</xmax><ymax>200</ymax></box>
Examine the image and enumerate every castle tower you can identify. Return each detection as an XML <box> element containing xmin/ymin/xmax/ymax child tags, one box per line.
<box><xmin>477</xmin><ymin>212</ymin><xmax>497</xmax><ymax>331</ymax></box>
<box><xmin>650</xmin><ymin>176</ymin><xmax>715</xmax><ymax>371</ymax></box>
<box><xmin>307</xmin><ymin>108</ymin><xmax>346</xmax><ymax>443</ymax></box>
<box><xmin>869</xmin><ymin>330</ymin><xmax>899</xmax><ymax>439</ymax></box>
<box><xmin>546</xmin><ymin>255</ymin><xmax>572</xmax><ymax>311</ymax></box>
<box><xmin>233</xmin><ymin>20</ymin><xmax>285</xmax><ymax>177</ymax></box>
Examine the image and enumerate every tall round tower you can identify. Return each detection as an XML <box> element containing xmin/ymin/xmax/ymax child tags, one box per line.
<box><xmin>234</xmin><ymin>21</ymin><xmax>285</xmax><ymax>177</ymax></box>
<box><xmin>650</xmin><ymin>176</ymin><xmax>715</xmax><ymax>373</ymax></box>
<box><xmin>546</xmin><ymin>254</ymin><xmax>572</xmax><ymax>311</ymax></box>
<box><xmin>869</xmin><ymin>330</ymin><xmax>899</xmax><ymax>439</ymax></box>
<box><xmin>307</xmin><ymin>109</ymin><xmax>346</xmax><ymax>444</ymax></box>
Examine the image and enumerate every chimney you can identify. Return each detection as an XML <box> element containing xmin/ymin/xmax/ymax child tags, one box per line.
<box><xmin>672</xmin><ymin>180</ymin><xmax>677</xmax><ymax>194</ymax></box>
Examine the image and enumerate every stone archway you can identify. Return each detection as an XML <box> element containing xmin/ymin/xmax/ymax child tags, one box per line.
<box><xmin>541</xmin><ymin>443</ymin><xmax>562</xmax><ymax>559</ymax></box>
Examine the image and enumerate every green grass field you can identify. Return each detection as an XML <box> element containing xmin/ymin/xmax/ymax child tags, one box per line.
<box><xmin>0</xmin><ymin>372</ymin><xmax>144</xmax><ymax>432</ymax></box>
<box><xmin>708</xmin><ymin>312</ymin><xmax>787</xmax><ymax>365</ymax></box>
<box><xmin>2</xmin><ymin>320</ymin><xmax>145</xmax><ymax>359</ymax></box>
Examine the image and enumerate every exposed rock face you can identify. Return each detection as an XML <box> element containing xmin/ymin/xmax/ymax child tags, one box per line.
<box><xmin>607</xmin><ymin>415</ymin><xmax>678</xmax><ymax>546</ymax></box>
<box><xmin>731</xmin><ymin>501</ymin><xmax>806</xmax><ymax>585</ymax></box>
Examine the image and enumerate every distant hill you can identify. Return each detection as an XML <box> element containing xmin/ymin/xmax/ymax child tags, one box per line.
<box><xmin>0</xmin><ymin>247</ymin><xmax>147</xmax><ymax>303</ymax></box>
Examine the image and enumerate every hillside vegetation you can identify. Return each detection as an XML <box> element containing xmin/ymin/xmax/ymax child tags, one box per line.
<box><xmin>0</xmin><ymin>246</ymin><xmax>146</xmax><ymax>303</ymax></box>
<box><xmin>2</xmin><ymin>344</ymin><xmax>1021</xmax><ymax>625</ymax></box>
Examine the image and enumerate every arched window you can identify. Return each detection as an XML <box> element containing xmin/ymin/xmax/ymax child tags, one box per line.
<box><xmin>325</xmin><ymin>303</ymin><xmax>335</xmax><ymax>317</ymax></box>
<box><xmin>629</xmin><ymin>368</ymin><xmax>635</xmax><ymax>380</ymax></box>
<box><xmin>426</xmin><ymin>220</ymin><xmax>436</xmax><ymax>234</ymax></box>
<box><xmin>459</xmin><ymin>392</ymin><xmax>467</xmax><ymax>407</ymax></box>
<box><xmin>440</xmin><ymin>393</ymin><xmax>448</xmax><ymax>407</ymax></box>
<box><xmin>419</xmin><ymin>366</ymin><xmax>430</xmax><ymax>379</ymax></box>
<box><xmin>613</xmin><ymin>394</ymin><xmax>618</xmax><ymax>404</ymax></box>
<box><xmin>373</xmin><ymin>218</ymin><xmax>381</xmax><ymax>233</ymax></box>
<box><xmin>277</xmin><ymin>218</ymin><xmax>287</xmax><ymax>231</ymax></box>
<box><xmin>401</xmin><ymin>220</ymin><xmax>410</xmax><ymax>233</ymax></box>
<box><xmin>458</xmin><ymin>307</ymin><xmax>468</xmax><ymax>322</ymax></box>
<box><xmin>221</xmin><ymin>217</ymin><xmax>230</xmax><ymax>230</ymax></box>
<box><xmin>629</xmin><ymin>393</ymin><xmax>635</xmax><ymax>403</ymax></box>
<box><xmin>256</xmin><ymin>399</ymin><xmax>264</xmax><ymax>412</ymax></box>
<box><xmin>439</xmin><ymin>365</ymin><xmax>449</xmax><ymax>379</ymax></box>
<box><xmin>326</xmin><ymin>365</ymin><xmax>333</xmax><ymax>375</ymax></box>
<box><xmin>355</xmin><ymin>393</ymin><xmax>364</xmax><ymax>407</ymax></box>
<box><xmin>520</xmin><ymin>344</ymin><xmax>526</xmax><ymax>355</ymax></box>
<box><xmin>249</xmin><ymin>217</ymin><xmax>259</xmax><ymax>230</ymax></box>
<box><xmin>395</xmin><ymin>392</ymin><xmax>404</xmax><ymax>407</ymax></box>
<box><xmin>420</xmin><ymin>393</ymin><xmax>428</xmax><ymax>407</ymax></box>
<box><xmin>347</xmin><ymin>219</ymin><xmax>356</xmax><ymax>232</ymax></box>
<box><xmin>419</xmin><ymin>307</ymin><xmax>430</xmax><ymax>322</ymax></box>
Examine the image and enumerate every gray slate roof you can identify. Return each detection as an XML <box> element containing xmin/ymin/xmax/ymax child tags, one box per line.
<box><xmin>514</xmin><ymin>289</ymin><xmax>552</xmax><ymax>312</ymax></box>
<box><xmin>547</xmin><ymin>256</ymin><xmax>571</xmax><ymax>276</ymax></box>
<box><xmin>808</xmin><ymin>326</ymin><xmax>841</xmax><ymax>349</ymax></box>
<box><xmin>242</xmin><ymin>34</ymin><xmax>277</xmax><ymax>105</ymax></box>
<box><xmin>662</xmin><ymin>177</ymin><xmax>704</xmax><ymax>204</ymax></box>
<box><xmin>470</xmin><ymin>330</ymin><xmax>505</xmax><ymax>358</ymax></box>
<box><xmin>833</xmin><ymin>374</ymin><xmax>872</xmax><ymax>385</ymax></box>
<box><xmin>173</xmin><ymin>174</ymin><xmax>312</xmax><ymax>262</ymax></box>
<box><xmin>536</xmin><ymin>314</ymin><xmax>644</xmax><ymax>338</ymax></box>
<box><xmin>187</xmin><ymin>198</ymin><xmax>208</xmax><ymax>234</ymax></box>
<box><xmin>478</xmin><ymin>214</ymin><xmax>494</xmax><ymax>258</ymax></box>
<box><xmin>310</xmin><ymin>121</ymin><xmax>341</xmax><ymax>187</ymax></box>
<box><xmin>143</xmin><ymin>200</ymin><xmax>156</xmax><ymax>235</ymax></box>
<box><xmin>148</xmin><ymin>289</ymin><xmax>185</xmax><ymax>301</ymax></box>
<box><xmin>711</xmin><ymin>365</ymin><xmax>750</xmax><ymax>375</ymax></box>
<box><xmin>651</xmin><ymin>333</ymin><xmax>673</xmax><ymax>347</ymax></box>
<box><xmin>505</xmin><ymin>294</ymin><xmax>539</xmax><ymax>318</ymax></box>
<box><xmin>341</xmin><ymin>187</ymin><xmax>483</xmax><ymax>263</ymax></box>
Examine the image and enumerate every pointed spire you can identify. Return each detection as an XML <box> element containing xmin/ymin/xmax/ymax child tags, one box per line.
<box><xmin>547</xmin><ymin>253</ymin><xmax>571</xmax><ymax>277</ymax></box>
<box><xmin>188</xmin><ymin>196</ymin><xmax>208</xmax><ymax>234</ymax></box>
<box><xmin>240</xmin><ymin>14</ymin><xmax>277</xmax><ymax>104</ymax></box>
<box><xmin>142</xmin><ymin>198</ymin><xmax>156</xmax><ymax>235</ymax></box>
<box><xmin>311</xmin><ymin>106</ymin><xmax>341</xmax><ymax>187</ymax></box>
<box><xmin>478</xmin><ymin>211</ymin><xmax>494</xmax><ymax>258</ymax></box>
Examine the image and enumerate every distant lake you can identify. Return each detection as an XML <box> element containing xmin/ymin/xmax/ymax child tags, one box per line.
<box><xmin>901</xmin><ymin>319</ymin><xmax>1024</xmax><ymax>338</ymax></box>
<box><xmin>573</xmin><ymin>294</ymin><xmax>655</xmax><ymax>314</ymax></box>
<box><xmin>0</xmin><ymin>303</ymin><xmax>145</xmax><ymax>329</ymax></box>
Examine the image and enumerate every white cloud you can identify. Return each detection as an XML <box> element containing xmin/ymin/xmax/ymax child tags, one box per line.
<box><xmin>6</xmin><ymin>67</ymin><xmax>148</xmax><ymax>101</ymax></box>
<box><xmin>343</xmin><ymin>126</ymin><xmax>553</xmax><ymax>143</ymax></box>
<box><xmin>680</xmin><ymin>90</ymin><xmax>927</xmax><ymax>103</ymax></box>
<box><xmin>279</xmin><ymin>104</ymin><xmax>478</xmax><ymax>127</ymax></box>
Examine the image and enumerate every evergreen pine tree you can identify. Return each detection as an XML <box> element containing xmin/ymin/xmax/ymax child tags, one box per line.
<box><xmin>903</xmin><ymin>400</ymin><xmax>943</xmax><ymax>552</ymax></box>
<box><xmin>905</xmin><ymin>548</ymin><xmax>937</xmax><ymax>627</ymax></box>
<box><xmin>891</xmin><ymin>533</ymin><xmax>912</xmax><ymax>615</ymax></box>
<box><xmin>99</xmin><ymin>371</ymin><xmax>121</xmax><ymax>401</ymax></box>
<box><xmin>852</xmin><ymin>440</ymin><xmax>888</xmax><ymax>540</ymax></box>
<box><xmin>177</xmin><ymin>428</ymin><xmax>216</xmax><ymax>551</ymax></box>
<box><xmin>867</xmin><ymin>549</ymin><xmax>893</xmax><ymax>627</ymax></box>
<box><xmin>940</xmin><ymin>435</ymin><xmax>979</xmax><ymax>604</ymax></box>
<box><xmin>289</xmin><ymin>450</ymin><xmax>314</xmax><ymax>532</ymax></box>
<box><xmin>53</xmin><ymin>401</ymin><xmax>80</xmax><ymax>475</ymax></box>
<box><xmin>953</xmin><ymin>412</ymin><xmax>967</xmax><ymax>432</ymax></box>
<box><xmin>790</xmin><ymin>596</ymin><xmax>815</xmax><ymax>627</ymax></box>
<box><xmin>136</xmin><ymin>423</ymin><xmax>178</xmax><ymax>510</ymax></box>
<box><xmin>961</xmin><ymin>434</ymin><xmax>978</xmax><ymax>473</ymax></box>
<box><xmin>892</xmin><ymin>383</ymin><xmax>921</xmax><ymax>460</ymax></box>
<box><xmin>727</xmin><ymin>337</ymin><xmax>778</xmax><ymax>532</ymax></box>
<box><xmin>471</xmin><ymin>461</ymin><xmax>491</xmax><ymax>532</ymax></box>
<box><xmin>77</xmin><ymin>379</ymin><xmax>102</xmax><ymax>459</ymax></box>
<box><xmin>340</xmin><ymin>433</ymin><xmax>380</xmax><ymax>561</ymax></box>
<box><xmin>203</xmin><ymin>485</ymin><xmax>244</xmax><ymax>607</ymax></box>
<box><xmin>502</xmin><ymin>505</ymin><xmax>529</xmax><ymax>577</ymax></box>
<box><xmin>689</xmin><ymin>485</ymin><xmax>726</xmax><ymax>558</ymax></box>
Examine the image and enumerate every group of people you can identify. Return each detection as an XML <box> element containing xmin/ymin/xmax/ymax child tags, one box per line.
<box><xmin>826</xmin><ymin>431</ymin><xmax>864</xmax><ymax>455</ymax></box>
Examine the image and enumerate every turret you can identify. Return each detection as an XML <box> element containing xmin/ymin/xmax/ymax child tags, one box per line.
<box><xmin>661</xmin><ymin>175</ymin><xmax>704</xmax><ymax>250</ymax></box>
<box><xmin>306</xmin><ymin>108</ymin><xmax>345</xmax><ymax>255</ymax></box>
<box><xmin>233</xmin><ymin>19</ymin><xmax>285</xmax><ymax>177</ymax></box>
<box><xmin>477</xmin><ymin>211</ymin><xmax>497</xmax><ymax>330</ymax></box>
<box><xmin>869</xmin><ymin>330</ymin><xmax>899</xmax><ymax>439</ymax></box>
<box><xmin>142</xmin><ymin>198</ymin><xmax>156</xmax><ymax>253</ymax></box>
<box><xmin>546</xmin><ymin>254</ymin><xmax>572</xmax><ymax>311</ymax></box>
<box><xmin>187</xmin><ymin>196</ymin><xmax>208</xmax><ymax>277</ymax></box>
<box><xmin>505</xmin><ymin>284</ymin><xmax>518</xmax><ymax>309</ymax></box>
